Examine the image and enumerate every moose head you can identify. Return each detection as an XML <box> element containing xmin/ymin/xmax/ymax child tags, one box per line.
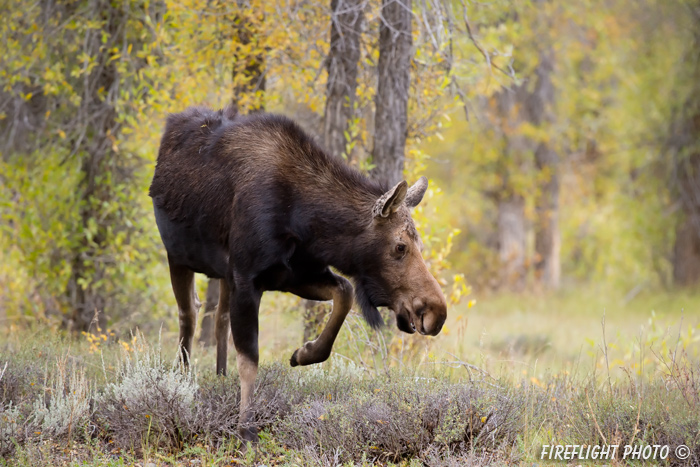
<box><xmin>353</xmin><ymin>176</ymin><xmax>448</xmax><ymax>336</ymax></box>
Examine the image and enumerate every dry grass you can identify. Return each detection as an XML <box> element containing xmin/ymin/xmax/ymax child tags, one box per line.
<box><xmin>1</xmin><ymin>329</ymin><xmax>699</xmax><ymax>466</ymax></box>
<box><xmin>2</xmin><ymin>289</ymin><xmax>700</xmax><ymax>465</ymax></box>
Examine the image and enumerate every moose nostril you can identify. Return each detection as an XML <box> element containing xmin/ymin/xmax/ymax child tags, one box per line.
<box><xmin>422</xmin><ymin>310</ymin><xmax>446</xmax><ymax>336</ymax></box>
<box><xmin>434</xmin><ymin>314</ymin><xmax>446</xmax><ymax>335</ymax></box>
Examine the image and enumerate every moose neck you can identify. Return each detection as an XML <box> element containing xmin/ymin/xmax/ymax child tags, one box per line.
<box><xmin>301</xmin><ymin>185</ymin><xmax>378</xmax><ymax>277</ymax></box>
<box><xmin>280</xmin><ymin>137</ymin><xmax>386</xmax><ymax>277</ymax></box>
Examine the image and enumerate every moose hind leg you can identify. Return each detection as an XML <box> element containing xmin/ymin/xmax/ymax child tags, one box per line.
<box><xmin>289</xmin><ymin>273</ymin><xmax>353</xmax><ymax>367</ymax></box>
<box><xmin>168</xmin><ymin>257</ymin><xmax>200</xmax><ymax>366</ymax></box>
<box><xmin>215</xmin><ymin>279</ymin><xmax>230</xmax><ymax>376</ymax></box>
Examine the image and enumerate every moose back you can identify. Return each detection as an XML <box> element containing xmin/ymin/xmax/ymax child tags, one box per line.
<box><xmin>149</xmin><ymin>106</ymin><xmax>447</xmax><ymax>441</ymax></box>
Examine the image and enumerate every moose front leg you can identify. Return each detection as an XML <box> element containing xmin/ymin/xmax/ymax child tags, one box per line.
<box><xmin>288</xmin><ymin>273</ymin><xmax>353</xmax><ymax>367</ymax></box>
<box><xmin>228</xmin><ymin>278</ymin><xmax>261</xmax><ymax>443</ymax></box>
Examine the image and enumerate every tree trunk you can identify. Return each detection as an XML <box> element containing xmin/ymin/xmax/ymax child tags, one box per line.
<box><xmin>371</xmin><ymin>0</ymin><xmax>413</xmax><ymax>185</ymax></box>
<box><xmin>67</xmin><ymin>0</ymin><xmax>125</xmax><ymax>333</ymax></box>
<box><xmin>673</xmin><ymin>214</ymin><xmax>700</xmax><ymax>285</ymax></box>
<box><xmin>497</xmin><ymin>196</ymin><xmax>526</xmax><ymax>291</ymax></box>
<box><xmin>670</xmin><ymin>6</ymin><xmax>700</xmax><ymax>286</ymax></box>
<box><xmin>198</xmin><ymin>279</ymin><xmax>220</xmax><ymax>347</ymax></box>
<box><xmin>487</xmin><ymin>2</ymin><xmax>560</xmax><ymax>292</ymax></box>
<box><xmin>230</xmin><ymin>4</ymin><xmax>266</xmax><ymax>114</ymax></box>
<box><xmin>534</xmin><ymin>143</ymin><xmax>560</xmax><ymax>288</ymax></box>
<box><xmin>490</xmin><ymin>43</ymin><xmax>560</xmax><ymax>292</ymax></box>
<box><xmin>529</xmin><ymin>50</ymin><xmax>560</xmax><ymax>290</ymax></box>
<box><xmin>303</xmin><ymin>0</ymin><xmax>365</xmax><ymax>343</ymax></box>
<box><xmin>491</xmin><ymin>85</ymin><xmax>529</xmax><ymax>292</ymax></box>
<box><xmin>200</xmin><ymin>7</ymin><xmax>267</xmax><ymax>346</ymax></box>
<box><xmin>672</xmin><ymin>151</ymin><xmax>700</xmax><ymax>286</ymax></box>
<box><xmin>323</xmin><ymin>0</ymin><xmax>364</xmax><ymax>161</ymax></box>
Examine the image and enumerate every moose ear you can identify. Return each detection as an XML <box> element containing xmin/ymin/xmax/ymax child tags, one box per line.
<box><xmin>373</xmin><ymin>180</ymin><xmax>408</xmax><ymax>218</ymax></box>
<box><xmin>406</xmin><ymin>177</ymin><xmax>428</xmax><ymax>208</ymax></box>
<box><xmin>405</xmin><ymin>176</ymin><xmax>428</xmax><ymax>208</ymax></box>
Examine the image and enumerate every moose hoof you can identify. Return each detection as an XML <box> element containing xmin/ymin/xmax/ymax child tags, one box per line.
<box><xmin>290</xmin><ymin>349</ymin><xmax>300</xmax><ymax>367</ymax></box>
<box><xmin>290</xmin><ymin>341</ymin><xmax>313</xmax><ymax>366</ymax></box>
<box><xmin>290</xmin><ymin>342</ymin><xmax>331</xmax><ymax>367</ymax></box>
<box><xmin>239</xmin><ymin>425</ymin><xmax>258</xmax><ymax>444</ymax></box>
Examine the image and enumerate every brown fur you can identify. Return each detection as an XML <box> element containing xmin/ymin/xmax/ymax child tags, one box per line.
<box><xmin>149</xmin><ymin>106</ymin><xmax>447</xmax><ymax>442</ymax></box>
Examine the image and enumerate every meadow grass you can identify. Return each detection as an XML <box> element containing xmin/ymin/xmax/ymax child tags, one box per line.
<box><xmin>1</xmin><ymin>289</ymin><xmax>699</xmax><ymax>466</ymax></box>
<box><xmin>448</xmin><ymin>286</ymin><xmax>700</xmax><ymax>377</ymax></box>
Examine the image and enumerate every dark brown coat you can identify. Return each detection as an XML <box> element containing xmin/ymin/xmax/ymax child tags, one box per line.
<box><xmin>149</xmin><ymin>106</ymin><xmax>446</xmax><ymax>441</ymax></box>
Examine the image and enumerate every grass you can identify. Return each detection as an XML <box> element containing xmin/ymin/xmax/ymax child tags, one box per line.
<box><xmin>1</xmin><ymin>288</ymin><xmax>700</xmax><ymax>466</ymax></box>
<box><xmin>440</xmin><ymin>285</ymin><xmax>700</xmax><ymax>377</ymax></box>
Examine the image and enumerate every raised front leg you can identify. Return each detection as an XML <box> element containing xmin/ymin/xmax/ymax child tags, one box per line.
<box><xmin>288</xmin><ymin>272</ymin><xmax>353</xmax><ymax>367</ymax></box>
<box><xmin>215</xmin><ymin>279</ymin><xmax>230</xmax><ymax>376</ymax></box>
<box><xmin>228</xmin><ymin>276</ymin><xmax>261</xmax><ymax>443</ymax></box>
<box><xmin>168</xmin><ymin>256</ymin><xmax>201</xmax><ymax>367</ymax></box>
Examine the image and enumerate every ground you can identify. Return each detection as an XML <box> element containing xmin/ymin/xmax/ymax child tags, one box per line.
<box><xmin>1</xmin><ymin>288</ymin><xmax>699</xmax><ymax>466</ymax></box>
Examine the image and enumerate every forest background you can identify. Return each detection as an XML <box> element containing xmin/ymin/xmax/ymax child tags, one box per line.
<box><xmin>1</xmin><ymin>0</ymin><xmax>700</xmax><ymax>382</ymax></box>
<box><xmin>3</xmin><ymin>0</ymin><xmax>700</xmax><ymax>464</ymax></box>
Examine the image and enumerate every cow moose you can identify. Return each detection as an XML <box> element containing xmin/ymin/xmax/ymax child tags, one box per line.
<box><xmin>149</xmin><ymin>106</ymin><xmax>447</xmax><ymax>442</ymax></box>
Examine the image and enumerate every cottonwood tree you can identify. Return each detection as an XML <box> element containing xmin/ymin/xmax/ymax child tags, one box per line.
<box><xmin>489</xmin><ymin>87</ymin><xmax>530</xmax><ymax>291</ymax></box>
<box><xmin>371</xmin><ymin>0</ymin><xmax>413</xmax><ymax>185</ymax></box>
<box><xmin>0</xmin><ymin>0</ymin><xmax>165</xmax><ymax>331</ymax></box>
<box><xmin>303</xmin><ymin>0</ymin><xmax>365</xmax><ymax>343</ymax></box>
<box><xmin>531</xmin><ymin>51</ymin><xmax>560</xmax><ymax>290</ymax></box>
<box><xmin>0</xmin><ymin>0</ymin><xmax>467</xmax><ymax>331</ymax></box>
<box><xmin>670</xmin><ymin>1</ymin><xmax>700</xmax><ymax>286</ymax></box>
<box><xmin>474</xmin><ymin>0</ymin><xmax>560</xmax><ymax>291</ymax></box>
<box><xmin>66</xmin><ymin>1</ymin><xmax>128</xmax><ymax>332</ymax></box>
<box><xmin>497</xmin><ymin>60</ymin><xmax>559</xmax><ymax>291</ymax></box>
<box><xmin>200</xmin><ymin>1</ymin><xmax>267</xmax><ymax>347</ymax></box>
<box><xmin>324</xmin><ymin>0</ymin><xmax>365</xmax><ymax>162</ymax></box>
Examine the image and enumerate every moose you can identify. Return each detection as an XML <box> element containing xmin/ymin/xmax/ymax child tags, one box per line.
<box><xmin>149</xmin><ymin>106</ymin><xmax>447</xmax><ymax>442</ymax></box>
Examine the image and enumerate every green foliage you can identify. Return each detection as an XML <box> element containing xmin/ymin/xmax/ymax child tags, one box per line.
<box><xmin>0</xmin><ymin>0</ymin><xmax>699</xmax><ymax>404</ymax></box>
<box><xmin>0</xmin><ymin>0</ymin><xmax>471</xmax><ymax>329</ymax></box>
<box><xmin>423</xmin><ymin>0</ymin><xmax>699</xmax><ymax>290</ymax></box>
<box><xmin>4</xmin><ymin>0</ymin><xmax>692</xmax><ymax>327</ymax></box>
<box><xmin>0</xmin><ymin>0</ymin><xmax>171</xmax><ymax>327</ymax></box>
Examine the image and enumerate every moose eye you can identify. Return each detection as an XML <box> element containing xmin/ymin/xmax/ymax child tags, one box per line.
<box><xmin>396</xmin><ymin>244</ymin><xmax>406</xmax><ymax>255</ymax></box>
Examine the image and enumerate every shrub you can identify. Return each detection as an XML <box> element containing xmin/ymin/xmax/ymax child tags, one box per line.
<box><xmin>0</xmin><ymin>402</ymin><xmax>27</xmax><ymax>458</ymax></box>
<box><xmin>2</xmin><ymin>328</ymin><xmax>698</xmax><ymax>465</ymax></box>
<box><xmin>0</xmin><ymin>361</ymin><xmax>42</xmax><ymax>408</ymax></box>
<box><xmin>95</xmin><ymin>348</ymin><xmax>294</xmax><ymax>452</ymax></box>
<box><xmin>189</xmin><ymin>363</ymin><xmax>310</xmax><ymax>448</ymax></box>
<box><xmin>30</xmin><ymin>356</ymin><xmax>92</xmax><ymax>441</ymax></box>
<box><xmin>0</xmin><ymin>359</ymin><xmax>43</xmax><ymax>457</ymax></box>
<box><xmin>276</xmin><ymin>369</ymin><xmax>522</xmax><ymax>463</ymax></box>
<box><xmin>94</xmin><ymin>339</ymin><xmax>199</xmax><ymax>451</ymax></box>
